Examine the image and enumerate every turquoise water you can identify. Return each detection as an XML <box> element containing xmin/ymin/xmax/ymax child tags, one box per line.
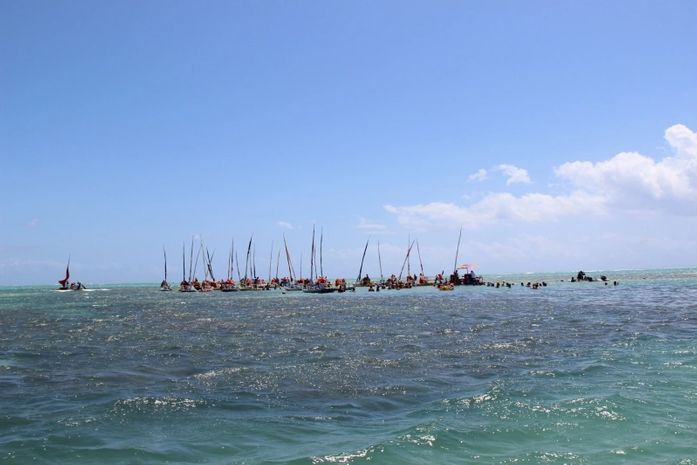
<box><xmin>2</xmin><ymin>270</ymin><xmax>697</xmax><ymax>463</ymax></box>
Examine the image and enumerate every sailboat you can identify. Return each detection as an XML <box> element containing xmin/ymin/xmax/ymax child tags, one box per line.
<box><xmin>450</xmin><ymin>226</ymin><xmax>463</xmax><ymax>285</ymax></box>
<box><xmin>160</xmin><ymin>247</ymin><xmax>172</xmax><ymax>291</ymax></box>
<box><xmin>221</xmin><ymin>239</ymin><xmax>239</xmax><ymax>292</ymax></box>
<box><xmin>397</xmin><ymin>239</ymin><xmax>416</xmax><ymax>287</ymax></box>
<box><xmin>303</xmin><ymin>226</ymin><xmax>336</xmax><ymax>293</ymax></box>
<box><xmin>239</xmin><ymin>235</ymin><xmax>259</xmax><ymax>291</ymax></box>
<box><xmin>377</xmin><ymin>240</ymin><xmax>385</xmax><ymax>285</ymax></box>
<box><xmin>57</xmin><ymin>256</ymin><xmax>84</xmax><ymax>291</ymax></box>
<box><xmin>179</xmin><ymin>240</ymin><xmax>196</xmax><ymax>292</ymax></box>
<box><xmin>198</xmin><ymin>242</ymin><xmax>215</xmax><ymax>292</ymax></box>
<box><xmin>355</xmin><ymin>238</ymin><xmax>372</xmax><ymax>287</ymax></box>
<box><xmin>281</xmin><ymin>235</ymin><xmax>303</xmax><ymax>292</ymax></box>
<box><xmin>415</xmin><ymin>240</ymin><xmax>431</xmax><ymax>286</ymax></box>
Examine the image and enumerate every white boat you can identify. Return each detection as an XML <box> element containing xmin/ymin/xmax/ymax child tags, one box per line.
<box><xmin>179</xmin><ymin>281</ymin><xmax>197</xmax><ymax>292</ymax></box>
<box><xmin>281</xmin><ymin>283</ymin><xmax>303</xmax><ymax>292</ymax></box>
<box><xmin>302</xmin><ymin>282</ymin><xmax>336</xmax><ymax>294</ymax></box>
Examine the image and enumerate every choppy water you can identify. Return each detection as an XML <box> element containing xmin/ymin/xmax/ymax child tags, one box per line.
<box><xmin>2</xmin><ymin>269</ymin><xmax>697</xmax><ymax>464</ymax></box>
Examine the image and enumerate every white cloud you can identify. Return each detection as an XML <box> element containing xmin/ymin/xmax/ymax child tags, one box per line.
<box><xmin>386</xmin><ymin>124</ymin><xmax>697</xmax><ymax>228</ymax></box>
<box><xmin>468</xmin><ymin>165</ymin><xmax>530</xmax><ymax>184</ymax></box>
<box><xmin>277</xmin><ymin>221</ymin><xmax>295</xmax><ymax>230</ymax></box>
<box><xmin>385</xmin><ymin>190</ymin><xmax>605</xmax><ymax>229</ymax></box>
<box><xmin>555</xmin><ymin>124</ymin><xmax>697</xmax><ymax>213</ymax></box>
<box><xmin>494</xmin><ymin>164</ymin><xmax>531</xmax><ymax>185</ymax></box>
<box><xmin>665</xmin><ymin>123</ymin><xmax>697</xmax><ymax>158</ymax></box>
<box><xmin>468</xmin><ymin>168</ymin><xmax>488</xmax><ymax>182</ymax></box>
<box><xmin>356</xmin><ymin>217</ymin><xmax>389</xmax><ymax>233</ymax></box>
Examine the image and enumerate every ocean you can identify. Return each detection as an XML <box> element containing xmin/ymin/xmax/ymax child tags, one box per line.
<box><xmin>2</xmin><ymin>269</ymin><xmax>697</xmax><ymax>464</ymax></box>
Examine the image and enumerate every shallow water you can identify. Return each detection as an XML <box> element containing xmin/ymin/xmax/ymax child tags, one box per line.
<box><xmin>2</xmin><ymin>270</ymin><xmax>697</xmax><ymax>463</ymax></box>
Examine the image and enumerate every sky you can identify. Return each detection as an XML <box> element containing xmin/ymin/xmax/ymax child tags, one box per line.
<box><xmin>2</xmin><ymin>0</ymin><xmax>697</xmax><ymax>285</ymax></box>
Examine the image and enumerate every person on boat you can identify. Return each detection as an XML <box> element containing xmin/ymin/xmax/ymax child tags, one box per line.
<box><xmin>450</xmin><ymin>270</ymin><xmax>459</xmax><ymax>285</ymax></box>
<box><xmin>435</xmin><ymin>272</ymin><xmax>443</xmax><ymax>284</ymax></box>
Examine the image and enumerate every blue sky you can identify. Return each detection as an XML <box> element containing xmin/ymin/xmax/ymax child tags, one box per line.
<box><xmin>2</xmin><ymin>0</ymin><xmax>697</xmax><ymax>284</ymax></box>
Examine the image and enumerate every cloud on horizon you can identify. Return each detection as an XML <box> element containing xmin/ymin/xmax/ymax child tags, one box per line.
<box><xmin>467</xmin><ymin>164</ymin><xmax>531</xmax><ymax>185</ymax></box>
<box><xmin>355</xmin><ymin>217</ymin><xmax>390</xmax><ymax>234</ymax></box>
<box><xmin>387</xmin><ymin>124</ymin><xmax>697</xmax><ymax>229</ymax></box>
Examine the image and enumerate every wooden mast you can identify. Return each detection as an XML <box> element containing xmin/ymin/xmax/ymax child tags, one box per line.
<box><xmin>378</xmin><ymin>241</ymin><xmax>384</xmax><ymax>282</ymax></box>
<box><xmin>398</xmin><ymin>240</ymin><xmax>416</xmax><ymax>281</ymax></box>
<box><xmin>416</xmin><ymin>240</ymin><xmax>425</xmax><ymax>276</ymax></box>
<box><xmin>356</xmin><ymin>238</ymin><xmax>370</xmax><ymax>284</ymax></box>
<box><xmin>453</xmin><ymin>226</ymin><xmax>463</xmax><ymax>274</ymax></box>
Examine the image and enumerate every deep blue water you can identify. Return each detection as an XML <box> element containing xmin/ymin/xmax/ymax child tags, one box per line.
<box><xmin>2</xmin><ymin>270</ymin><xmax>697</xmax><ymax>464</ymax></box>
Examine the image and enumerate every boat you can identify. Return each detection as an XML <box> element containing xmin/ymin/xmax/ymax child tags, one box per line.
<box><xmin>303</xmin><ymin>226</ymin><xmax>337</xmax><ymax>293</ymax></box>
<box><xmin>57</xmin><ymin>257</ymin><xmax>85</xmax><ymax>290</ymax></box>
<box><xmin>58</xmin><ymin>258</ymin><xmax>70</xmax><ymax>290</ymax></box>
<box><xmin>220</xmin><ymin>240</ymin><xmax>239</xmax><ymax>292</ymax></box>
<box><xmin>390</xmin><ymin>239</ymin><xmax>415</xmax><ymax>288</ymax></box>
<box><xmin>238</xmin><ymin>235</ymin><xmax>264</xmax><ymax>291</ymax></box>
<box><xmin>303</xmin><ymin>282</ymin><xmax>336</xmax><ymax>293</ymax></box>
<box><xmin>220</xmin><ymin>280</ymin><xmax>239</xmax><ymax>292</ymax></box>
<box><xmin>438</xmin><ymin>283</ymin><xmax>455</xmax><ymax>291</ymax></box>
<box><xmin>414</xmin><ymin>240</ymin><xmax>432</xmax><ymax>286</ymax></box>
<box><xmin>160</xmin><ymin>247</ymin><xmax>172</xmax><ymax>291</ymax></box>
<box><xmin>198</xmin><ymin>243</ymin><xmax>217</xmax><ymax>292</ymax></box>
<box><xmin>179</xmin><ymin>240</ymin><xmax>197</xmax><ymax>292</ymax></box>
<box><xmin>354</xmin><ymin>238</ymin><xmax>372</xmax><ymax>287</ymax></box>
<box><xmin>281</xmin><ymin>236</ymin><xmax>303</xmax><ymax>292</ymax></box>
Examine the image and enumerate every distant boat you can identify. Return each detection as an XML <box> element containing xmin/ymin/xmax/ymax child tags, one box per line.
<box><xmin>179</xmin><ymin>241</ymin><xmax>196</xmax><ymax>292</ymax></box>
<box><xmin>160</xmin><ymin>247</ymin><xmax>172</xmax><ymax>291</ymax></box>
<box><xmin>354</xmin><ymin>238</ymin><xmax>371</xmax><ymax>287</ymax></box>
<box><xmin>57</xmin><ymin>257</ymin><xmax>85</xmax><ymax>291</ymax></box>
<box><xmin>221</xmin><ymin>240</ymin><xmax>239</xmax><ymax>292</ymax></box>
<box><xmin>281</xmin><ymin>235</ymin><xmax>303</xmax><ymax>292</ymax></box>
<box><xmin>239</xmin><ymin>235</ymin><xmax>262</xmax><ymax>291</ymax></box>
<box><xmin>58</xmin><ymin>258</ymin><xmax>70</xmax><ymax>290</ymax></box>
<box><xmin>281</xmin><ymin>281</ymin><xmax>304</xmax><ymax>292</ymax></box>
<box><xmin>303</xmin><ymin>226</ymin><xmax>337</xmax><ymax>294</ymax></box>
<box><xmin>302</xmin><ymin>282</ymin><xmax>336</xmax><ymax>293</ymax></box>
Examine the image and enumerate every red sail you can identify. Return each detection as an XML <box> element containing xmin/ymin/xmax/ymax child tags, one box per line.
<box><xmin>58</xmin><ymin>264</ymin><xmax>70</xmax><ymax>286</ymax></box>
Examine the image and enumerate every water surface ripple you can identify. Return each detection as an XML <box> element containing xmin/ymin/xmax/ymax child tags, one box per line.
<box><xmin>2</xmin><ymin>271</ymin><xmax>697</xmax><ymax>463</ymax></box>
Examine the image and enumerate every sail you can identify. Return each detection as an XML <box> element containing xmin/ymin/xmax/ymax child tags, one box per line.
<box><xmin>58</xmin><ymin>260</ymin><xmax>70</xmax><ymax>286</ymax></box>
<box><xmin>163</xmin><ymin>247</ymin><xmax>168</xmax><ymax>281</ymax></box>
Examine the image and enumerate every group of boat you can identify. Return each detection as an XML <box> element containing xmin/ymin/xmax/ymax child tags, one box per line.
<box><xmin>155</xmin><ymin>227</ymin><xmax>483</xmax><ymax>294</ymax></box>
<box><xmin>58</xmin><ymin>227</ymin><xmax>484</xmax><ymax>292</ymax></box>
